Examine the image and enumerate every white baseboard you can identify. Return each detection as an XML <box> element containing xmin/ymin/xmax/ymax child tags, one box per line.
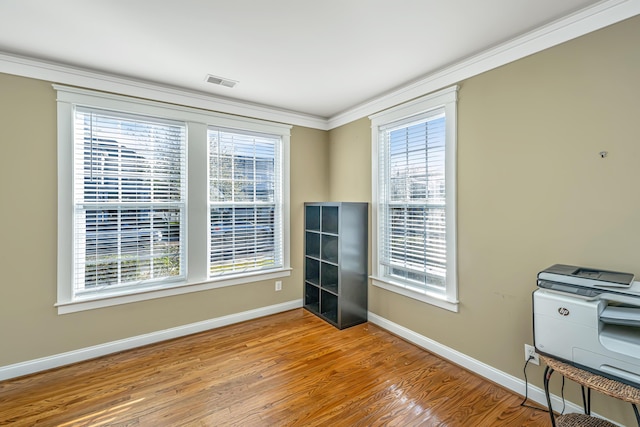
<box><xmin>367</xmin><ymin>312</ymin><xmax>621</xmax><ymax>426</ymax></box>
<box><xmin>0</xmin><ymin>299</ymin><xmax>303</xmax><ymax>381</ymax></box>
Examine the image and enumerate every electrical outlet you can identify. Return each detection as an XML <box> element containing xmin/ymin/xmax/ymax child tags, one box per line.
<box><xmin>275</xmin><ymin>281</ymin><xmax>282</xmax><ymax>291</ymax></box>
<box><xmin>524</xmin><ymin>344</ymin><xmax>539</xmax><ymax>365</ymax></box>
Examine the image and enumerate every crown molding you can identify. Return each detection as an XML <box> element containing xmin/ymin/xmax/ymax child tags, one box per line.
<box><xmin>1</xmin><ymin>0</ymin><xmax>638</xmax><ymax>132</ymax></box>
<box><xmin>0</xmin><ymin>52</ymin><xmax>330</xmax><ymax>130</ymax></box>
<box><xmin>328</xmin><ymin>0</ymin><xmax>640</xmax><ymax>129</ymax></box>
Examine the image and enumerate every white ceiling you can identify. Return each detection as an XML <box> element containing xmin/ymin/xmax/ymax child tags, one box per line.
<box><xmin>0</xmin><ymin>0</ymin><xmax>634</xmax><ymax>124</ymax></box>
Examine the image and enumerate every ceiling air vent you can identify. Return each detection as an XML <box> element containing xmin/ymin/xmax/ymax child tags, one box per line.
<box><xmin>205</xmin><ymin>74</ymin><xmax>238</xmax><ymax>88</ymax></box>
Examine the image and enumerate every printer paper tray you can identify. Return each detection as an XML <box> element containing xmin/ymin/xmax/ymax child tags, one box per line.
<box><xmin>600</xmin><ymin>306</ymin><xmax>640</xmax><ymax>327</ymax></box>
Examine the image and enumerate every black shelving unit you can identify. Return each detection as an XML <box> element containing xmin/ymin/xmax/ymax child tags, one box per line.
<box><xmin>303</xmin><ymin>202</ymin><xmax>368</xmax><ymax>329</ymax></box>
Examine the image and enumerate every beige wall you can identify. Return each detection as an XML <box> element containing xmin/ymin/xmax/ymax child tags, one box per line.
<box><xmin>329</xmin><ymin>16</ymin><xmax>640</xmax><ymax>425</ymax></box>
<box><xmin>328</xmin><ymin>117</ymin><xmax>371</xmax><ymax>202</ymax></box>
<box><xmin>0</xmin><ymin>73</ymin><xmax>329</xmax><ymax>366</ymax></box>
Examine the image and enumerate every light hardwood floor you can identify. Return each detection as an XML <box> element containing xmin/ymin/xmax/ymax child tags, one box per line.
<box><xmin>0</xmin><ymin>309</ymin><xmax>548</xmax><ymax>426</ymax></box>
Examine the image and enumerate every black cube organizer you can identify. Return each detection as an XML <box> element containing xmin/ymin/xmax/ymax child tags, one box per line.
<box><xmin>303</xmin><ymin>202</ymin><xmax>368</xmax><ymax>329</ymax></box>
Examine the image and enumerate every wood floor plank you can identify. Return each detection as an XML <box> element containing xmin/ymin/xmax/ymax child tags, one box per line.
<box><xmin>0</xmin><ymin>309</ymin><xmax>548</xmax><ymax>426</ymax></box>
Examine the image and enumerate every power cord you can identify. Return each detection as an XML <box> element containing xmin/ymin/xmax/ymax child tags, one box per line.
<box><xmin>520</xmin><ymin>355</ymin><xmax>550</xmax><ymax>412</ymax></box>
<box><xmin>560</xmin><ymin>375</ymin><xmax>567</xmax><ymax>415</ymax></box>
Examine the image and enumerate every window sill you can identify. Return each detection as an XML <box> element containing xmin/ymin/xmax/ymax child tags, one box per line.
<box><xmin>370</xmin><ymin>276</ymin><xmax>459</xmax><ymax>313</ymax></box>
<box><xmin>56</xmin><ymin>268</ymin><xmax>292</xmax><ymax>315</ymax></box>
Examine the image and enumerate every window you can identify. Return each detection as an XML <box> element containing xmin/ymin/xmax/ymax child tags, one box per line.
<box><xmin>370</xmin><ymin>86</ymin><xmax>458</xmax><ymax>312</ymax></box>
<box><xmin>73</xmin><ymin>108</ymin><xmax>186</xmax><ymax>297</ymax></box>
<box><xmin>208</xmin><ymin>127</ymin><xmax>282</xmax><ymax>275</ymax></box>
<box><xmin>56</xmin><ymin>86</ymin><xmax>291</xmax><ymax>314</ymax></box>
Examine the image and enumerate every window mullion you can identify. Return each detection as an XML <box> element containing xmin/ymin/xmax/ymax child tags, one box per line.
<box><xmin>187</xmin><ymin>122</ymin><xmax>209</xmax><ymax>284</ymax></box>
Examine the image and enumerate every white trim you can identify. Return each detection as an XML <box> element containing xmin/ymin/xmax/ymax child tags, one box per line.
<box><xmin>1</xmin><ymin>0</ymin><xmax>637</xmax><ymax>131</ymax></box>
<box><xmin>367</xmin><ymin>312</ymin><xmax>622</xmax><ymax>426</ymax></box>
<box><xmin>188</xmin><ymin>122</ymin><xmax>210</xmax><ymax>284</ymax></box>
<box><xmin>54</xmin><ymin>84</ymin><xmax>293</xmax><ymax>135</ymax></box>
<box><xmin>56</xmin><ymin>86</ymin><xmax>292</xmax><ymax>314</ymax></box>
<box><xmin>371</xmin><ymin>277</ymin><xmax>459</xmax><ymax>313</ymax></box>
<box><xmin>0</xmin><ymin>53</ymin><xmax>328</xmax><ymax>130</ymax></box>
<box><xmin>56</xmin><ymin>269</ymin><xmax>293</xmax><ymax>315</ymax></box>
<box><xmin>368</xmin><ymin>86</ymin><xmax>458</xmax><ymax>123</ymax></box>
<box><xmin>0</xmin><ymin>299</ymin><xmax>302</xmax><ymax>381</ymax></box>
<box><xmin>370</xmin><ymin>86</ymin><xmax>459</xmax><ymax>310</ymax></box>
<box><xmin>329</xmin><ymin>0</ymin><xmax>640</xmax><ymax>129</ymax></box>
<box><xmin>56</xmin><ymin>97</ymin><xmax>74</xmax><ymax>305</ymax></box>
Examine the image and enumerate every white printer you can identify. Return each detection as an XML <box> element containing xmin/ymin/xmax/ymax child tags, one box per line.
<box><xmin>533</xmin><ymin>264</ymin><xmax>640</xmax><ymax>388</ymax></box>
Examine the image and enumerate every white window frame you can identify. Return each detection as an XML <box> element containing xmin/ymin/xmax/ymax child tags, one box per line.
<box><xmin>56</xmin><ymin>85</ymin><xmax>291</xmax><ymax>314</ymax></box>
<box><xmin>370</xmin><ymin>86</ymin><xmax>458</xmax><ymax>312</ymax></box>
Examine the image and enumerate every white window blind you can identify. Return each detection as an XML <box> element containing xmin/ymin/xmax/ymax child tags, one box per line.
<box><xmin>73</xmin><ymin>107</ymin><xmax>186</xmax><ymax>296</ymax></box>
<box><xmin>208</xmin><ymin>127</ymin><xmax>282</xmax><ymax>276</ymax></box>
<box><xmin>379</xmin><ymin>109</ymin><xmax>447</xmax><ymax>292</ymax></box>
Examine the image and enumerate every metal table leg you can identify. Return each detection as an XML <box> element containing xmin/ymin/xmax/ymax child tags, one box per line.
<box><xmin>581</xmin><ymin>386</ymin><xmax>591</xmax><ymax>415</ymax></box>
